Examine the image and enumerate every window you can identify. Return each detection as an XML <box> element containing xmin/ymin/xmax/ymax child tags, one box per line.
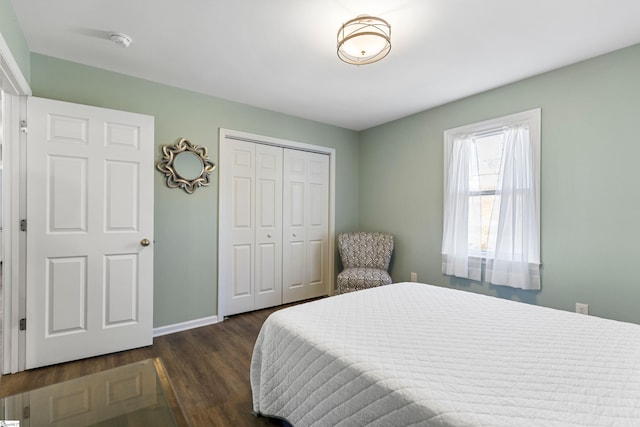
<box><xmin>469</xmin><ymin>132</ymin><xmax>502</xmax><ymax>254</ymax></box>
<box><xmin>442</xmin><ymin>109</ymin><xmax>541</xmax><ymax>290</ymax></box>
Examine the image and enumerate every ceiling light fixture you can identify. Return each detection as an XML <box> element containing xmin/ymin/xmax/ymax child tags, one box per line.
<box><xmin>109</xmin><ymin>32</ymin><xmax>132</xmax><ymax>48</ymax></box>
<box><xmin>337</xmin><ymin>15</ymin><xmax>391</xmax><ymax>65</ymax></box>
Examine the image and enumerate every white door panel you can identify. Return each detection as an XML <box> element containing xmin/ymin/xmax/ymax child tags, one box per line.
<box><xmin>308</xmin><ymin>240</ymin><xmax>324</xmax><ymax>282</ymax></box>
<box><xmin>306</xmin><ymin>153</ymin><xmax>329</xmax><ymax>298</ymax></box>
<box><xmin>232</xmin><ymin>245</ymin><xmax>252</xmax><ymax>296</ymax></box>
<box><xmin>105</xmin><ymin>161</ymin><xmax>140</xmax><ymax>231</ymax></box>
<box><xmin>282</xmin><ymin>150</ymin><xmax>329</xmax><ymax>303</ymax></box>
<box><xmin>220</xmin><ymin>139</ymin><xmax>255</xmax><ymax>316</ymax></box>
<box><xmin>254</xmin><ymin>144</ymin><xmax>282</xmax><ymax>309</ymax></box>
<box><xmin>48</xmin><ymin>256</ymin><xmax>87</xmax><ymax>333</ymax></box>
<box><xmin>105</xmin><ymin>254</ymin><xmax>139</xmax><ymax>325</ymax></box>
<box><xmin>282</xmin><ymin>150</ymin><xmax>306</xmax><ymax>303</ymax></box>
<box><xmin>26</xmin><ymin>97</ymin><xmax>154</xmax><ymax>369</ymax></box>
<box><xmin>220</xmin><ymin>140</ymin><xmax>283</xmax><ymax>316</ymax></box>
<box><xmin>48</xmin><ymin>155</ymin><xmax>88</xmax><ymax>232</ymax></box>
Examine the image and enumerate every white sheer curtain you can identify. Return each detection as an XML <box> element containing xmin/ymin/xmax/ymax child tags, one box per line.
<box><xmin>441</xmin><ymin>137</ymin><xmax>482</xmax><ymax>281</ymax></box>
<box><xmin>485</xmin><ymin>126</ymin><xmax>540</xmax><ymax>289</ymax></box>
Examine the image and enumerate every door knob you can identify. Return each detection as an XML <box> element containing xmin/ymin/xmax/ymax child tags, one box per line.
<box><xmin>140</xmin><ymin>238</ymin><xmax>151</xmax><ymax>247</ymax></box>
<box><xmin>293</xmin><ymin>233</ymin><xmax>297</xmax><ymax>237</ymax></box>
<box><xmin>267</xmin><ymin>234</ymin><xmax>272</xmax><ymax>238</ymax></box>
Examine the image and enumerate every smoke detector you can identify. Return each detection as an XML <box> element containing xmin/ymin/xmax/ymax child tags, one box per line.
<box><xmin>109</xmin><ymin>32</ymin><xmax>132</xmax><ymax>48</ymax></box>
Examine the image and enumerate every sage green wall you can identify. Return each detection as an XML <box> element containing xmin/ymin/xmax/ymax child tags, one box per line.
<box><xmin>30</xmin><ymin>54</ymin><xmax>360</xmax><ymax>327</ymax></box>
<box><xmin>0</xmin><ymin>0</ymin><xmax>30</xmax><ymax>82</ymax></box>
<box><xmin>5</xmin><ymin>0</ymin><xmax>638</xmax><ymax>326</ymax></box>
<box><xmin>359</xmin><ymin>43</ymin><xmax>640</xmax><ymax>324</ymax></box>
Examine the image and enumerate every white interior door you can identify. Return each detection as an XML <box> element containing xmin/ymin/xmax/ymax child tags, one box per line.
<box><xmin>282</xmin><ymin>150</ymin><xmax>329</xmax><ymax>303</ymax></box>
<box><xmin>25</xmin><ymin>97</ymin><xmax>154</xmax><ymax>369</ymax></box>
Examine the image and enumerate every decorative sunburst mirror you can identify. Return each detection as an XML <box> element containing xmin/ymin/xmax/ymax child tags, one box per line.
<box><xmin>156</xmin><ymin>138</ymin><xmax>216</xmax><ymax>194</ymax></box>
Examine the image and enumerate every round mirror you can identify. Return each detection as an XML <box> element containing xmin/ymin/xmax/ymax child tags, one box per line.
<box><xmin>173</xmin><ymin>151</ymin><xmax>204</xmax><ymax>181</ymax></box>
<box><xmin>156</xmin><ymin>138</ymin><xmax>216</xmax><ymax>194</ymax></box>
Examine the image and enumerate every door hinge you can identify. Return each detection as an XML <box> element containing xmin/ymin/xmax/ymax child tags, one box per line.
<box><xmin>19</xmin><ymin>318</ymin><xmax>27</xmax><ymax>331</ymax></box>
<box><xmin>20</xmin><ymin>119</ymin><xmax>28</xmax><ymax>133</ymax></box>
<box><xmin>20</xmin><ymin>219</ymin><xmax>27</xmax><ymax>231</ymax></box>
<box><xmin>23</xmin><ymin>405</ymin><xmax>31</xmax><ymax>419</ymax></box>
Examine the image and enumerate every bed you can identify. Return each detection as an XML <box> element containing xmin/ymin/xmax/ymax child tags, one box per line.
<box><xmin>250</xmin><ymin>282</ymin><xmax>640</xmax><ymax>426</ymax></box>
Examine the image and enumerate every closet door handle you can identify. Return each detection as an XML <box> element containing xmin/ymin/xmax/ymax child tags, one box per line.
<box><xmin>267</xmin><ymin>234</ymin><xmax>272</xmax><ymax>238</ymax></box>
<box><xmin>292</xmin><ymin>233</ymin><xmax>297</xmax><ymax>237</ymax></box>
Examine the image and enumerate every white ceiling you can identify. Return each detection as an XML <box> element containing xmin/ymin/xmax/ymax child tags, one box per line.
<box><xmin>11</xmin><ymin>0</ymin><xmax>640</xmax><ymax>131</ymax></box>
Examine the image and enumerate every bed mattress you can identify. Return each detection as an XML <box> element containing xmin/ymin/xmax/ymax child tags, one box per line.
<box><xmin>251</xmin><ymin>282</ymin><xmax>640</xmax><ymax>426</ymax></box>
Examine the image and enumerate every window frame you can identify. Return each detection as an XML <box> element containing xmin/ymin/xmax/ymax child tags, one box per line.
<box><xmin>443</xmin><ymin>108</ymin><xmax>541</xmax><ymax>259</ymax></box>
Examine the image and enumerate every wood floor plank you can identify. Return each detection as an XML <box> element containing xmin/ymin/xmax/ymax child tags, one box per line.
<box><xmin>0</xmin><ymin>305</ymin><xmax>291</xmax><ymax>426</ymax></box>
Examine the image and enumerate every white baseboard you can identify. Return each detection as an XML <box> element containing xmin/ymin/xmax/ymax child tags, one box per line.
<box><xmin>153</xmin><ymin>315</ymin><xmax>220</xmax><ymax>337</ymax></box>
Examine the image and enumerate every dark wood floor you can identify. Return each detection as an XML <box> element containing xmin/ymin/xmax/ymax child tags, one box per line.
<box><xmin>0</xmin><ymin>305</ymin><xmax>290</xmax><ymax>426</ymax></box>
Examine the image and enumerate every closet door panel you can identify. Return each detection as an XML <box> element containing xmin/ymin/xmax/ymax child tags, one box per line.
<box><xmin>308</xmin><ymin>240</ymin><xmax>324</xmax><ymax>284</ymax></box>
<box><xmin>220</xmin><ymin>140</ymin><xmax>255</xmax><ymax>316</ymax></box>
<box><xmin>283</xmin><ymin>150</ymin><xmax>329</xmax><ymax>303</ymax></box>
<box><xmin>307</xmin><ymin>153</ymin><xmax>330</xmax><ymax>298</ymax></box>
<box><xmin>283</xmin><ymin>149</ymin><xmax>308</xmax><ymax>303</ymax></box>
<box><xmin>232</xmin><ymin>245</ymin><xmax>252</xmax><ymax>297</ymax></box>
<box><xmin>254</xmin><ymin>144</ymin><xmax>283</xmax><ymax>309</ymax></box>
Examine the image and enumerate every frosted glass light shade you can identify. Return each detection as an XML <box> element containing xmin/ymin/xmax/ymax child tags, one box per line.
<box><xmin>337</xmin><ymin>15</ymin><xmax>391</xmax><ymax>65</ymax></box>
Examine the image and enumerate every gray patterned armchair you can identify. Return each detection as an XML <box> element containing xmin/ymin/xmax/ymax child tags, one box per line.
<box><xmin>337</xmin><ymin>232</ymin><xmax>394</xmax><ymax>294</ymax></box>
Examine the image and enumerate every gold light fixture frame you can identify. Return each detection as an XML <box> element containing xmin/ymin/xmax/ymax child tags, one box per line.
<box><xmin>337</xmin><ymin>15</ymin><xmax>391</xmax><ymax>65</ymax></box>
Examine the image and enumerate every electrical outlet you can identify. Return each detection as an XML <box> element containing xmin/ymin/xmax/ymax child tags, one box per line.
<box><xmin>576</xmin><ymin>303</ymin><xmax>589</xmax><ymax>315</ymax></box>
<box><xmin>410</xmin><ymin>272</ymin><xmax>417</xmax><ymax>282</ymax></box>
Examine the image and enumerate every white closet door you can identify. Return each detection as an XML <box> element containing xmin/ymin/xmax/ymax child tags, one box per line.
<box><xmin>254</xmin><ymin>144</ymin><xmax>283</xmax><ymax>309</ymax></box>
<box><xmin>219</xmin><ymin>139</ymin><xmax>283</xmax><ymax>316</ymax></box>
<box><xmin>219</xmin><ymin>139</ymin><xmax>256</xmax><ymax>316</ymax></box>
<box><xmin>219</xmin><ymin>129</ymin><xmax>333</xmax><ymax>317</ymax></box>
<box><xmin>282</xmin><ymin>150</ymin><xmax>329</xmax><ymax>303</ymax></box>
<box><xmin>306</xmin><ymin>152</ymin><xmax>330</xmax><ymax>299</ymax></box>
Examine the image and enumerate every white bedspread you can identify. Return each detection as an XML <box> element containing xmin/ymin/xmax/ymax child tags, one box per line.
<box><xmin>250</xmin><ymin>282</ymin><xmax>640</xmax><ymax>426</ymax></box>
